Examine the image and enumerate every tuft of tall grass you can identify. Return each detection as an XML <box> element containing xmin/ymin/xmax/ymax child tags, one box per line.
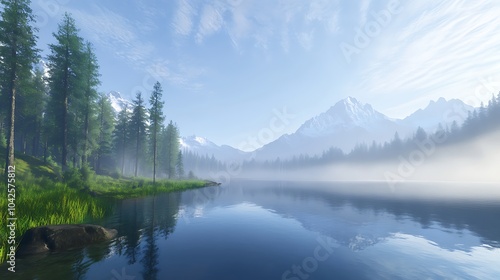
<box><xmin>0</xmin><ymin>178</ymin><xmax>109</xmax><ymax>263</ymax></box>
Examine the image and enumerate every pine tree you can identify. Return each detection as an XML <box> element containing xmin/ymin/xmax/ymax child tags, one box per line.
<box><xmin>130</xmin><ymin>92</ymin><xmax>148</xmax><ymax>177</ymax></box>
<box><xmin>164</xmin><ymin>121</ymin><xmax>179</xmax><ymax>179</ymax></box>
<box><xmin>176</xmin><ymin>150</ymin><xmax>184</xmax><ymax>179</ymax></box>
<box><xmin>80</xmin><ymin>42</ymin><xmax>100</xmax><ymax>164</ymax></box>
<box><xmin>148</xmin><ymin>81</ymin><xmax>164</xmax><ymax>182</ymax></box>
<box><xmin>0</xmin><ymin>0</ymin><xmax>40</xmax><ymax>175</ymax></box>
<box><xmin>414</xmin><ymin>126</ymin><xmax>427</xmax><ymax>141</ymax></box>
<box><xmin>95</xmin><ymin>93</ymin><xmax>115</xmax><ymax>173</ymax></box>
<box><xmin>46</xmin><ymin>13</ymin><xmax>84</xmax><ymax>171</ymax></box>
<box><xmin>113</xmin><ymin>105</ymin><xmax>130</xmax><ymax>176</ymax></box>
<box><xmin>15</xmin><ymin>66</ymin><xmax>46</xmax><ymax>156</ymax></box>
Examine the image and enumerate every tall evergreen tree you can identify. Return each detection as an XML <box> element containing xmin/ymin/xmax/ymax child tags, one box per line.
<box><xmin>95</xmin><ymin>93</ymin><xmax>115</xmax><ymax>173</ymax></box>
<box><xmin>149</xmin><ymin>81</ymin><xmax>164</xmax><ymax>182</ymax></box>
<box><xmin>0</xmin><ymin>0</ymin><xmax>40</xmax><ymax>175</ymax></box>
<box><xmin>46</xmin><ymin>13</ymin><xmax>84</xmax><ymax>171</ymax></box>
<box><xmin>80</xmin><ymin>41</ymin><xmax>100</xmax><ymax>164</ymax></box>
<box><xmin>130</xmin><ymin>92</ymin><xmax>148</xmax><ymax>177</ymax></box>
<box><xmin>113</xmin><ymin>105</ymin><xmax>130</xmax><ymax>176</ymax></box>
<box><xmin>15</xmin><ymin>66</ymin><xmax>46</xmax><ymax>156</ymax></box>
<box><xmin>176</xmin><ymin>150</ymin><xmax>184</xmax><ymax>179</ymax></box>
<box><xmin>164</xmin><ymin>121</ymin><xmax>179</xmax><ymax>179</ymax></box>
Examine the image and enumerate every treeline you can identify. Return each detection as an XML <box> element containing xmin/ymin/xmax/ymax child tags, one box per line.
<box><xmin>242</xmin><ymin>93</ymin><xmax>500</xmax><ymax>170</ymax></box>
<box><xmin>183</xmin><ymin>150</ymin><xmax>226</xmax><ymax>178</ymax></box>
<box><xmin>0</xmin><ymin>2</ymin><xmax>185</xmax><ymax>181</ymax></box>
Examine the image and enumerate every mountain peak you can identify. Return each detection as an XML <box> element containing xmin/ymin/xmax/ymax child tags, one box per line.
<box><xmin>332</xmin><ymin>96</ymin><xmax>375</xmax><ymax>114</ymax></box>
<box><xmin>429</xmin><ymin>97</ymin><xmax>447</xmax><ymax>106</ymax></box>
<box><xmin>107</xmin><ymin>91</ymin><xmax>133</xmax><ymax>113</ymax></box>
<box><xmin>181</xmin><ymin>135</ymin><xmax>214</xmax><ymax>148</ymax></box>
<box><xmin>342</xmin><ymin>96</ymin><xmax>359</xmax><ymax>104</ymax></box>
<box><xmin>404</xmin><ymin>97</ymin><xmax>474</xmax><ymax>130</ymax></box>
<box><xmin>109</xmin><ymin>91</ymin><xmax>122</xmax><ymax>99</ymax></box>
<box><xmin>297</xmin><ymin>96</ymin><xmax>387</xmax><ymax>137</ymax></box>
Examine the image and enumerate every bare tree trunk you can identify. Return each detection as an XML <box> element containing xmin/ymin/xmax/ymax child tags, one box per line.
<box><xmin>61</xmin><ymin>45</ymin><xmax>70</xmax><ymax>171</ymax></box>
<box><xmin>4</xmin><ymin>46</ymin><xmax>17</xmax><ymax>176</ymax></box>
<box><xmin>82</xmin><ymin>99</ymin><xmax>89</xmax><ymax>164</ymax></box>
<box><xmin>5</xmin><ymin>87</ymin><xmax>16</xmax><ymax>175</ymax></box>
<box><xmin>134</xmin><ymin>137</ymin><xmax>139</xmax><ymax>177</ymax></box>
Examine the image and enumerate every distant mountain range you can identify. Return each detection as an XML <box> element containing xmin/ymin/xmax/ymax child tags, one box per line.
<box><xmin>254</xmin><ymin>97</ymin><xmax>474</xmax><ymax>160</ymax></box>
<box><xmin>106</xmin><ymin>92</ymin><xmax>474</xmax><ymax>162</ymax></box>
<box><xmin>179</xmin><ymin>135</ymin><xmax>246</xmax><ymax>162</ymax></box>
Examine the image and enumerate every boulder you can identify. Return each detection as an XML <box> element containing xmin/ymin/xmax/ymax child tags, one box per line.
<box><xmin>16</xmin><ymin>224</ymin><xmax>117</xmax><ymax>256</ymax></box>
<box><xmin>204</xmin><ymin>180</ymin><xmax>221</xmax><ymax>186</ymax></box>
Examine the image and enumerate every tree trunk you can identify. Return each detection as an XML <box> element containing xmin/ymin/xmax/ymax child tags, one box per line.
<box><xmin>62</xmin><ymin>93</ymin><xmax>68</xmax><ymax>171</ymax></box>
<box><xmin>153</xmin><ymin>134</ymin><xmax>157</xmax><ymax>183</ymax></box>
<box><xmin>61</xmin><ymin>44</ymin><xmax>70</xmax><ymax>171</ymax></box>
<box><xmin>43</xmin><ymin>140</ymin><xmax>48</xmax><ymax>164</ymax></box>
<box><xmin>96</xmin><ymin>101</ymin><xmax>104</xmax><ymax>173</ymax></box>
<box><xmin>134</xmin><ymin>129</ymin><xmax>139</xmax><ymax>177</ymax></box>
<box><xmin>5</xmin><ymin>87</ymin><xmax>16</xmax><ymax>176</ymax></box>
<box><xmin>4</xmin><ymin>45</ymin><xmax>17</xmax><ymax>176</ymax></box>
<box><xmin>82</xmin><ymin>100</ymin><xmax>89</xmax><ymax>164</ymax></box>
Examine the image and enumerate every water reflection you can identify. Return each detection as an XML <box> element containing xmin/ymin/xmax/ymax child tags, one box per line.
<box><xmin>2</xmin><ymin>181</ymin><xmax>499</xmax><ymax>279</ymax></box>
<box><xmin>222</xmin><ymin>181</ymin><xmax>500</xmax><ymax>249</ymax></box>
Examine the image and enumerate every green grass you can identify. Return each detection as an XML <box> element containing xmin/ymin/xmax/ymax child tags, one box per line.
<box><xmin>0</xmin><ymin>151</ymin><xmax>211</xmax><ymax>264</ymax></box>
<box><xmin>0</xmin><ymin>149</ymin><xmax>59</xmax><ymax>181</ymax></box>
<box><xmin>90</xmin><ymin>175</ymin><xmax>208</xmax><ymax>199</ymax></box>
<box><xmin>0</xmin><ymin>178</ymin><xmax>108</xmax><ymax>264</ymax></box>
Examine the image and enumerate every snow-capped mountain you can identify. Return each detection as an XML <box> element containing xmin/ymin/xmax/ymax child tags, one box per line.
<box><xmin>180</xmin><ymin>135</ymin><xmax>248</xmax><ymax>162</ymax></box>
<box><xmin>255</xmin><ymin>97</ymin><xmax>410</xmax><ymax>160</ymax></box>
<box><xmin>254</xmin><ymin>96</ymin><xmax>475</xmax><ymax>160</ymax></box>
<box><xmin>107</xmin><ymin>91</ymin><xmax>133</xmax><ymax>113</ymax></box>
<box><xmin>402</xmin><ymin>97</ymin><xmax>473</xmax><ymax>131</ymax></box>
<box><xmin>297</xmin><ymin>97</ymin><xmax>398</xmax><ymax>137</ymax></box>
<box><xmin>104</xmin><ymin>90</ymin><xmax>476</xmax><ymax>162</ymax></box>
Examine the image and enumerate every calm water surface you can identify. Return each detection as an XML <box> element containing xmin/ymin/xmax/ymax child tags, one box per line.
<box><xmin>3</xmin><ymin>180</ymin><xmax>500</xmax><ymax>280</ymax></box>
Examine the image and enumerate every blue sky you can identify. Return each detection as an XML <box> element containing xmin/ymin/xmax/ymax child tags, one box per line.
<box><xmin>30</xmin><ymin>0</ymin><xmax>500</xmax><ymax>150</ymax></box>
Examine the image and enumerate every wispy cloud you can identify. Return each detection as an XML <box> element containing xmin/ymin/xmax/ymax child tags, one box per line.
<box><xmin>69</xmin><ymin>4</ymin><xmax>205</xmax><ymax>92</ymax></box>
<box><xmin>305</xmin><ymin>0</ymin><xmax>340</xmax><ymax>33</ymax></box>
<box><xmin>358</xmin><ymin>0</ymin><xmax>371</xmax><ymax>27</ymax></box>
<box><xmin>172</xmin><ymin>0</ymin><xmax>196</xmax><ymax>36</ymax></box>
<box><xmin>196</xmin><ymin>3</ymin><xmax>225</xmax><ymax>43</ymax></box>
<box><xmin>172</xmin><ymin>0</ymin><xmax>341</xmax><ymax>51</ymax></box>
<box><xmin>69</xmin><ymin>5</ymin><xmax>154</xmax><ymax>67</ymax></box>
<box><xmin>147</xmin><ymin>59</ymin><xmax>205</xmax><ymax>91</ymax></box>
<box><xmin>353</xmin><ymin>1</ymin><xmax>500</xmax><ymax>115</ymax></box>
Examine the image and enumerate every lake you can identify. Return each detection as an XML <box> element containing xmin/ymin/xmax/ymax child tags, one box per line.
<box><xmin>3</xmin><ymin>180</ymin><xmax>500</xmax><ymax>279</ymax></box>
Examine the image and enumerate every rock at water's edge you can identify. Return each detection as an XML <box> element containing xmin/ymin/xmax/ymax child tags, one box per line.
<box><xmin>16</xmin><ymin>224</ymin><xmax>117</xmax><ymax>256</ymax></box>
<box><xmin>204</xmin><ymin>180</ymin><xmax>221</xmax><ymax>186</ymax></box>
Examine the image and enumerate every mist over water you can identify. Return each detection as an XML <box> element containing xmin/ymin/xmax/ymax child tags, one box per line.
<box><xmin>235</xmin><ymin>130</ymin><xmax>500</xmax><ymax>200</ymax></box>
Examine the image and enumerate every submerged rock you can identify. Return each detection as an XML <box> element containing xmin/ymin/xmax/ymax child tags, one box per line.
<box><xmin>204</xmin><ymin>180</ymin><xmax>221</xmax><ymax>186</ymax></box>
<box><xmin>16</xmin><ymin>224</ymin><xmax>117</xmax><ymax>256</ymax></box>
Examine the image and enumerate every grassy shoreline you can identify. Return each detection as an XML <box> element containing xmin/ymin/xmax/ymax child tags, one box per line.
<box><xmin>0</xmin><ymin>175</ymin><xmax>210</xmax><ymax>264</ymax></box>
